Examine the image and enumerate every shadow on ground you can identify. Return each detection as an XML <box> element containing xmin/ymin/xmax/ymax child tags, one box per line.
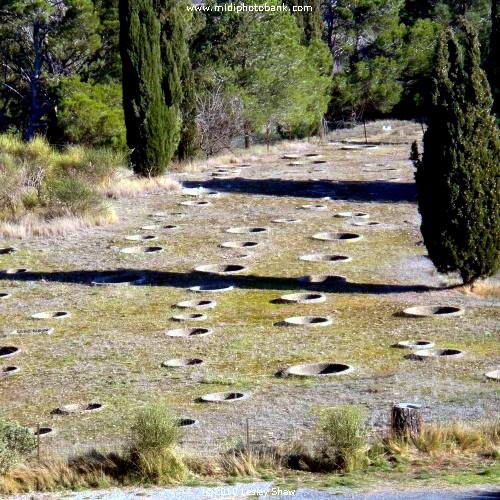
<box><xmin>0</xmin><ymin>269</ymin><xmax>437</xmax><ymax>294</ymax></box>
<box><xmin>183</xmin><ymin>178</ymin><xmax>417</xmax><ymax>203</ymax></box>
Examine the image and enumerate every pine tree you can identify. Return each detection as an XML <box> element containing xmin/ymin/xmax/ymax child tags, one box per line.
<box><xmin>412</xmin><ymin>24</ymin><xmax>500</xmax><ymax>285</ymax></box>
<box><xmin>285</xmin><ymin>0</ymin><xmax>323</xmax><ymax>43</ymax></box>
<box><xmin>119</xmin><ymin>0</ymin><xmax>171</xmax><ymax>176</ymax></box>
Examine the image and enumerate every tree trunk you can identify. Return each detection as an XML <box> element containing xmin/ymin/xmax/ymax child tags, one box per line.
<box><xmin>25</xmin><ymin>20</ymin><xmax>43</xmax><ymax>141</ymax></box>
<box><xmin>390</xmin><ymin>403</ymin><xmax>423</xmax><ymax>439</ymax></box>
<box><xmin>244</xmin><ymin>132</ymin><xmax>251</xmax><ymax>149</ymax></box>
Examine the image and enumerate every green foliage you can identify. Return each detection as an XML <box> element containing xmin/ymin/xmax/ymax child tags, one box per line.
<box><xmin>285</xmin><ymin>0</ymin><xmax>324</xmax><ymax>42</ymax></box>
<box><xmin>129</xmin><ymin>403</ymin><xmax>187</xmax><ymax>484</ymax></box>
<box><xmin>54</xmin><ymin>77</ymin><xmax>125</xmax><ymax>149</ymax></box>
<box><xmin>325</xmin><ymin>0</ymin><xmax>406</xmax><ymax>121</ymax></box>
<box><xmin>487</xmin><ymin>0</ymin><xmax>499</xmax><ymax>116</ymax></box>
<box><xmin>119</xmin><ymin>0</ymin><xmax>174</xmax><ymax>176</ymax></box>
<box><xmin>0</xmin><ymin>419</ymin><xmax>36</xmax><ymax>474</ymax></box>
<box><xmin>0</xmin><ymin>0</ymin><xmax>102</xmax><ymax>138</ymax></box>
<box><xmin>316</xmin><ymin>405</ymin><xmax>368</xmax><ymax>473</ymax></box>
<box><xmin>413</xmin><ymin>23</ymin><xmax>500</xmax><ymax>284</ymax></box>
<box><xmin>194</xmin><ymin>0</ymin><xmax>331</xmax><ymax>140</ymax></box>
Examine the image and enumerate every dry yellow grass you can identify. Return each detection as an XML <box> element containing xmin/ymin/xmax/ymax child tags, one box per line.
<box><xmin>100</xmin><ymin>174</ymin><xmax>181</xmax><ymax>199</ymax></box>
<box><xmin>0</xmin><ymin>208</ymin><xmax>117</xmax><ymax>239</ymax></box>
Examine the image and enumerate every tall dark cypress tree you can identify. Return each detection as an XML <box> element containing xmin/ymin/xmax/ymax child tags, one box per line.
<box><xmin>412</xmin><ymin>24</ymin><xmax>500</xmax><ymax>285</ymax></box>
<box><xmin>156</xmin><ymin>0</ymin><xmax>197</xmax><ymax>161</ymax></box>
<box><xmin>119</xmin><ymin>0</ymin><xmax>171</xmax><ymax>176</ymax></box>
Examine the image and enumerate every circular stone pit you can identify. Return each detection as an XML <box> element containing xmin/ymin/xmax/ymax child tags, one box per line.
<box><xmin>91</xmin><ymin>272</ymin><xmax>146</xmax><ymax>286</ymax></box>
<box><xmin>276</xmin><ymin>292</ymin><xmax>326</xmax><ymax>304</ymax></box>
<box><xmin>297</xmin><ymin>274</ymin><xmax>347</xmax><ymax>285</ymax></box>
<box><xmin>300</xmin><ymin>254</ymin><xmax>351</xmax><ymax>263</ymax></box>
<box><xmin>174</xmin><ymin>299</ymin><xmax>217</xmax><ymax>309</ymax></box>
<box><xmin>188</xmin><ymin>284</ymin><xmax>234</xmax><ymax>293</ymax></box>
<box><xmin>272</xmin><ymin>218</ymin><xmax>302</xmax><ymax>224</ymax></box>
<box><xmin>220</xmin><ymin>241</ymin><xmax>260</xmax><ymax>249</ymax></box>
<box><xmin>161</xmin><ymin>358</ymin><xmax>204</xmax><ymax>368</ymax></box>
<box><xmin>350</xmin><ymin>221</ymin><xmax>381</xmax><ymax>227</ymax></box>
<box><xmin>120</xmin><ymin>246</ymin><xmax>164</xmax><ymax>254</ymax></box>
<box><xmin>0</xmin><ymin>247</ymin><xmax>17</xmax><ymax>255</ymax></box>
<box><xmin>300</xmin><ymin>204</ymin><xmax>328</xmax><ymax>211</ymax></box>
<box><xmin>281</xmin><ymin>316</ymin><xmax>333</xmax><ymax>327</ymax></box>
<box><xmin>31</xmin><ymin>311</ymin><xmax>70</xmax><ymax>320</ymax></box>
<box><xmin>402</xmin><ymin>305</ymin><xmax>465</xmax><ymax>318</ymax></box>
<box><xmin>284</xmin><ymin>362</ymin><xmax>352</xmax><ymax>377</ymax></box>
<box><xmin>199</xmin><ymin>391</ymin><xmax>248</xmax><ymax>403</ymax></box>
<box><xmin>334</xmin><ymin>211</ymin><xmax>369</xmax><ymax>219</ymax></box>
<box><xmin>0</xmin><ymin>268</ymin><xmax>29</xmax><ymax>275</ymax></box>
<box><xmin>411</xmin><ymin>348</ymin><xmax>464</xmax><ymax>360</ymax></box>
<box><xmin>312</xmin><ymin>232</ymin><xmax>363</xmax><ymax>242</ymax></box>
<box><xmin>281</xmin><ymin>154</ymin><xmax>300</xmax><ymax>160</ymax></box>
<box><xmin>140</xmin><ymin>224</ymin><xmax>159</xmax><ymax>231</ymax></box>
<box><xmin>124</xmin><ymin>234</ymin><xmax>158</xmax><ymax>241</ymax></box>
<box><xmin>162</xmin><ymin>224</ymin><xmax>179</xmax><ymax>231</ymax></box>
<box><xmin>178</xmin><ymin>418</ymin><xmax>199</xmax><ymax>428</ymax></box>
<box><xmin>31</xmin><ymin>427</ymin><xmax>55</xmax><ymax>437</ymax></box>
<box><xmin>171</xmin><ymin>313</ymin><xmax>207</xmax><ymax>322</ymax></box>
<box><xmin>485</xmin><ymin>370</ymin><xmax>500</xmax><ymax>381</ymax></box>
<box><xmin>1</xmin><ymin>366</ymin><xmax>19</xmax><ymax>377</ymax></box>
<box><xmin>0</xmin><ymin>292</ymin><xmax>11</xmax><ymax>300</ymax></box>
<box><xmin>394</xmin><ymin>340</ymin><xmax>435</xmax><ymax>350</ymax></box>
<box><xmin>52</xmin><ymin>403</ymin><xmax>104</xmax><ymax>415</ymax></box>
<box><xmin>226</xmin><ymin>226</ymin><xmax>269</xmax><ymax>234</ymax></box>
<box><xmin>165</xmin><ymin>327</ymin><xmax>213</xmax><ymax>338</ymax></box>
<box><xmin>180</xmin><ymin>200</ymin><xmax>211</xmax><ymax>207</ymax></box>
<box><xmin>194</xmin><ymin>264</ymin><xmax>247</xmax><ymax>275</ymax></box>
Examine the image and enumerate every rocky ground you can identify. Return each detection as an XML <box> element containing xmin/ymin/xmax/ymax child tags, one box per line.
<box><xmin>0</xmin><ymin>121</ymin><xmax>498</xmax><ymax>459</ymax></box>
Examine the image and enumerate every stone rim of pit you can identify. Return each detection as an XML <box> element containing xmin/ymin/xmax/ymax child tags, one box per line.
<box><xmin>284</xmin><ymin>362</ymin><xmax>352</xmax><ymax>377</ymax></box>
<box><xmin>394</xmin><ymin>340</ymin><xmax>435</xmax><ymax>350</ymax></box>
<box><xmin>226</xmin><ymin>226</ymin><xmax>269</xmax><ymax>234</ymax></box>
<box><xmin>165</xmin><ymin>327</ymin><xmax>213</xmax><ymax>338</ymax></box>
<box><xmin>31</xmin><ymin>311</ymin><xmax>70</xmax><ymax>320</ymax></box>
<box><xmin>125</xmin><ymin>234</ymin><xmax>158</xmax><ymax>241</ymax></box>
<box><xmin>402</xmin><ymin>305</ymin><xmax>465</xmax><ymax>318</ymax></box>
<box><xmin>411</xmin><ymin>348</ymin><xmax>464</xmax><ymax>360</ymax></box>
<box><xmin>334</xmin><ymin>211</ymin><xmax>369</xmax><ymax>219</ymax></box>
<box><xmin>174</xmin><ymin>299</ymin><xmax>217</xmax><ymax>309</ymax></box>
<box><xmin>300</xmin><ymin>204</ymin><xmax>328</xmax><ymax>211</ymax></box>
<box><xmin>484</xmin><ymin>369</ymin><xmax>500</xmax><ymax>381</ymax></box>
<box><xmin>161</xmin><ymin>358</ymin><xmax>205</xmax><ymax>368</ymax></box>
<box><xmin>272</xmin><ymin>218</ymin><xmax>302</xmax><ymax>224</ymax></box>
<box><xmin>282</xmin><ymin>316</ymin><xmax>333</xmax><ymax>327</ymax></box>
<box><xmin>171</xmin><ymin>313</ymin><xmax>207</xmax><ymax>321</ymax></box>
<box><xmin>277</xmin><ymin>292</ymin><xmax>326</xmax><ymax>304</ymax></box>
<box><xmin>300</xmin><ymin>253</ymin><xmax>351</xmax><ymax>263</ymax></box>
<box><xmin>120</xmin><ymin>245</ymin><xmax>164</xmax><ymax>254</ymax></box>
<box><xmin>194</xmin><ymin>263</ymin><xmax>247</xmax><ymax>275</ymax></box>
<box><xmin>297</xmin><ymin>274</ymin><xmax>347</xmax><ymax>284</ymax></box>
<box><xmin>199</xmin><ymin>391</ymin><xmax>249</xmax><ymax>403</ymax></box>
<box><xmin>0</xmin><ymin>292</ymin><xmax>11</xmax><ymax>300</ymax></box>
<box><xmin>0</xmin><ymin>247</ymin><xmax>17</xmax><ymax>255</ymax></box>
<box><xmin>220</xmin><ymin>241</ymin><xmax>260</xmax><ymax>249</ymax></box>
<box><xmin>312</xmin><ymin>232</ymin><xmax>363</xmax><ymax>242</ymax></box>
<box><xmin>91</xmin><ymin>272</ymin><xmax>146</xmax><ymax>286</ymax></box>
<box><xmin>0</xmin><ymin>365</ymin><xmax>19</xmax><ymax>376</ymax></box>
<box><xmin>52</xmin><ymin>403</ymin><xmax>104</xmax><ymax>415</ymax></box>
<box><xmin>188</xmin><ymin>284</ymin><xmax>234</xmax><ymax>293</ymax></box>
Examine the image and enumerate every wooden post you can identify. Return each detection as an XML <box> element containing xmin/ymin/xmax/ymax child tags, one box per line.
<box><xmin>36</xmin><ymin>423</ymin><xmax>41</xmax><ymax>463</ymax></box>
<box><xmin>245</xmin><ymin>418</ymin><xmax>250</xmax><ymax>450</ymax></box>
<box><xmin>363</xmin><ymin>116</ymin><xmax>368</xmax><ymax>144</ymax></box>
<box><xmin>391</xmin><ymin>403</ymin><xmax>423</xmax><ymax>439</ymax></box>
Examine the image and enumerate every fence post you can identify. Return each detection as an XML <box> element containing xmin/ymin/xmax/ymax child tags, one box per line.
<box><xmin>245</xmin><ymin>418</ymin><xmax>250</xmax><ymax>450</ymax></box>
<box><xmin>36</xmin><ymin>423</ymin><xmax>41</xmax><ymax>463</ymax></box>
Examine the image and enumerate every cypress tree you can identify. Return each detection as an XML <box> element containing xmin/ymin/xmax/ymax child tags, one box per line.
<box><xmin>285</xmin><ymin>0</ymin><xmax>323</xmax><ymax>43</ymax></box>
<box><xmin>156</xmin><ymin>0</ymin><xmax>197</xmax><ymax>161</ymax></box>
<box><xmin>412</xmin><ymin>24</ymin><xmax>500</xmax><ymax>285</ymax></box>
<box><xmin>119</xmin><ymin>0</ymin><xmax>171</xmax><ymax>176</ymax></box>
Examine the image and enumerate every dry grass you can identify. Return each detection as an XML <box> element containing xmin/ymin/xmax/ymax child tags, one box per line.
<box><xmin>464</xmin><ymin>280</ymin><xmax>500</xmax><ymax>299</ymax></box>
<box><xmin>0</xmin><ymin>208</ymin><xmax>117</xmax><ymax>239</ymax></box>
<box><xmin>100</xmin><ymin>174</ymin><xmax>181</xmax><ymax>199</ymax></box>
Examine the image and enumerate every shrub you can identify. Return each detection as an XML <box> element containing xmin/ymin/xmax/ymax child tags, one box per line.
<box><xmin>0</xmin><ymin>419</ymin><xmax>36</xmax><ymax>474</ymax></box>
<box><xmin>55</xmin><ymin>77</ymin><xmax>126</xmax><ymax>150</ymax></box>
<box><xmin>128</xmin><ymin>403</ymin><xmax>186</xmax><ymax>484</ymax></box>
<box><xmin>45</xmin><ymin>176</ymin><xmax>104</xmax><ymax>218</ymax></box>
<box><xmin>316</xmin><ymin>405</ymin><xmax>368</xmax><ymax>472</ymax></box>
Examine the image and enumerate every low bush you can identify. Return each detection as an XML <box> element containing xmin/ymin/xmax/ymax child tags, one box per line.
<box><xmin>128</xmin><ymin>403</ymin><xmax>187</xmax><ymax>484</ymax></box>
<box><xmin>0</xmin><ymin>419</ymin><xmax>36</xmax><ymax>474</ymax></box>
<box><xmin>315</xmin><ymin>405</ymin><xmax>368</xmax><ymax>473</ymax></box>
